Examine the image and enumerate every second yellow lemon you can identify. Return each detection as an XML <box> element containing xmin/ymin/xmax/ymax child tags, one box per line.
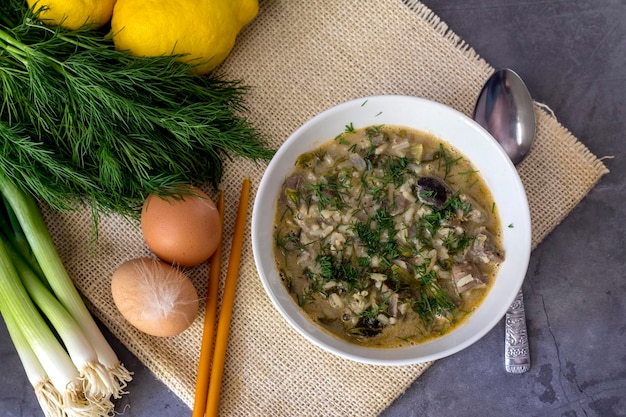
<box><xmin>110</xmin><ymin>0</ymin><xmax>258</xmax><ymax>75</ymax></box>
<box><xmin>27</xmin><ymin>0</ymin><xmax>116</xmax><ymax>29</ymax></box>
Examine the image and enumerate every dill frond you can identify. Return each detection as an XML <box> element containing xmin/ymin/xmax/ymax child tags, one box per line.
<box><xmin>0</xmin><ymin>2</ymin><xmax>274</xmax><ymax>221</ymax></box>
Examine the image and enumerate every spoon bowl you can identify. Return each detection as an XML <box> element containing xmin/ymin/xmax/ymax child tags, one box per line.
<box><xmin>473</xmin><ymin>68</ymin><xmax>536</xmax><ymax>164</ymax></box>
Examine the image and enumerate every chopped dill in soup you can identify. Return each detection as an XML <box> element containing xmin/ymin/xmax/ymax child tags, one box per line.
<box><xmin>273</xmin><ymin>124</ymin><xmax>504</xmax><ymax>348</ymax></box>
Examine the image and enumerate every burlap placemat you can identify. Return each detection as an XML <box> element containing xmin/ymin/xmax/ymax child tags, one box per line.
<box><xmin>40</xmin><ymin>1</ymin><xmax>608</xmax><ymax>416</ymax></box>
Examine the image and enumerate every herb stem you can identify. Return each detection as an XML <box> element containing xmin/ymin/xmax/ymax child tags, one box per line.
<box><xmin>0</xmin><ymin>28</ymin><xmax>26</xmax><ymax>52</ymax></box>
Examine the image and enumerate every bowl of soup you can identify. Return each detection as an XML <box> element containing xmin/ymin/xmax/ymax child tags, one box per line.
<box><xmin>252</xmin><ymin>95</ymin><xmax>531</xmax><ymax>365</ymax></box>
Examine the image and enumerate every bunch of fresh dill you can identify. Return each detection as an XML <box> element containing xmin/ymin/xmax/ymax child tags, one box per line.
<box><xmin>0</xmin><ymin>1</ymin><xmax>274</xmax><ymax>220</ymax></box>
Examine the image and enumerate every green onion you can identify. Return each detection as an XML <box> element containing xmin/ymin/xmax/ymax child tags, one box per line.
<box><xmin>0</xmin><ymin>237</ymin><xmax>111</xmax><ymax>414</ymax></box>
<box><xmin>0</xmin><ymin>299</ymin><xmax>64</xmax><ymax>415</ymax></box>
<box><xmin>0</xmin><ymin>174</ymin><xmax>130</xmax><ymax>380</ymax></box>
<box><xmin>0</xmin><ymin>174</ymin><xmax>131</xmax><ymax>415</ymax></box>
<box><xmin>9</xmin><ymin>242</ymin><xmax>119</xmax><ymax>401</ymax></box>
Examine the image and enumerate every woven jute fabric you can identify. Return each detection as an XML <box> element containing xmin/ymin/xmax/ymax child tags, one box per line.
<box><xmin>40</xmin><ymin>1</ymin><xmax>608</xmax><ymax>416</ymax></box>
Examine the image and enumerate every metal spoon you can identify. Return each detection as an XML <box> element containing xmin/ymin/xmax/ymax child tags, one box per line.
<box><xmin>472</xmin><ymin>68</ymin><xmax>535</xmax><ymax>373</ymax></box>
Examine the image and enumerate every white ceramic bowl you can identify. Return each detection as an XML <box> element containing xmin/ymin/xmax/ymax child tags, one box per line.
<box><xmin>252</xmin><ymin>96</ymin><xmax>531</xmax><ymax>365</ymax></box>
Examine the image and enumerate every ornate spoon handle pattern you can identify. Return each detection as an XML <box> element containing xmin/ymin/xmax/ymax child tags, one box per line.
<box><xmin>505</xmin><ymin>289</ymin><xmax>530</xmax><ymax>373</ymax></box>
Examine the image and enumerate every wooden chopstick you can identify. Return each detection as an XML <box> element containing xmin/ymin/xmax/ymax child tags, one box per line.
<box><xmin>205</xmin><ymin>177</ymin><xmax>251</xmax><ymax>417</ymax></box>
<box><xmin>192</xmin><ymin>190</ymin><xmax>224</xmax><ymax>417</ymax></box>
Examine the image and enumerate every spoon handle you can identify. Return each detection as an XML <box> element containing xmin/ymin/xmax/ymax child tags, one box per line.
<box><xmin>504</xmin><ymin>289</ymin><xmax>531</xmax><ymax>373</ymax></box>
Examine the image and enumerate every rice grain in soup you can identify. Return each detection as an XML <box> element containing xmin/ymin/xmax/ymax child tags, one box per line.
<box><xmin>273</xmin><ymin>125</ymin><xmax>504</xmax><ymax>348</ymax></box>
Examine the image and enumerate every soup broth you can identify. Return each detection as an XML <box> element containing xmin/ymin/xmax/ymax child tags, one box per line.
<box><xmin>273</xmin><ymin>125</ymin><xmax>504</xmax><ymax>348</ymax></box>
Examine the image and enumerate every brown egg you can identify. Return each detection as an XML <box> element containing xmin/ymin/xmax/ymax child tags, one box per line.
<box><xmin>141</xmin><ymin>185</ymin><xmax>222</xmax><ymax>267</ymax></box>
<box><xmin>111</xmin><ymin>258</ymin><xmax>199</xmax><ymax>337</ymax></box>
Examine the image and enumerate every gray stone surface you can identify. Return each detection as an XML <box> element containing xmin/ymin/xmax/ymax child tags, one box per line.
<box><xmin>1</xmin><ymin>0</ymin><xmax>625</xmax><ymax>416</ymax></box>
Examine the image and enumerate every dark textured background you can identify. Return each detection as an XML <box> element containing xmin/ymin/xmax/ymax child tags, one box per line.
<box><xmin>2</xmin><ymin>1</ymin><xmax>624</xmax><ymax>416</ymax></box>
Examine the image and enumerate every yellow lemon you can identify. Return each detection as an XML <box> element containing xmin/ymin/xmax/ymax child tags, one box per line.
<box><xmin>110</xmin><ymin>0</ymin><xmax>258</xmax><ymax>75</ymax></box>
<box><xmin>27</xmin><ymin>0</ymin><xmax>116</xmax><ymax>30</ymax></box>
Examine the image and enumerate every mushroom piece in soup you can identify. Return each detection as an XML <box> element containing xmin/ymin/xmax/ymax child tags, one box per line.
<box><xmin>273</xmin><ymin>125</ymin><xmax>504</xmax><ymax>348</ymax></box>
